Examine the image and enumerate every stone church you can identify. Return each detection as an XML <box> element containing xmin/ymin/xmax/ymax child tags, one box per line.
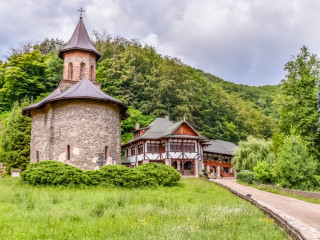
<box><xmin>22</xmin><ymin>18</ymin><xmax>128</xmax><ymax>170</ymax></box>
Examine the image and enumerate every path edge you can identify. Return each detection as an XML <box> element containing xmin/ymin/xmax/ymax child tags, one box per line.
<box><xmin>213</xmin><ymin>180</ymin><xmax>307</xmax><ymax>240</ymax></box>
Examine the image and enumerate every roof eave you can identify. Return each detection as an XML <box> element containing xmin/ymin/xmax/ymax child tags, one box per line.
<box><xmin>58</xmin><ymin>48</ymin><xmax>101</xmax><ymax>60</ymax></box>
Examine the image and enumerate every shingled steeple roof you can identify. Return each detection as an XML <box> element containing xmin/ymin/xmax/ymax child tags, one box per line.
<box><xmin>58</xmin><ymin>19</ymin><xmax>101</xmax><ymax>60</ymax></box>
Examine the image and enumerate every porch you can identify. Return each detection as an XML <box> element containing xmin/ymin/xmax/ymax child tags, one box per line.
<box><xmin>171</xmin><ymin>159</ymin><xmax>196</xmax><ymax>176</ymax></box>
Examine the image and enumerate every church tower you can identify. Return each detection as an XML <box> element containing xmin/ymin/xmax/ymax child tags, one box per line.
<box><xmin>23</xmin><ymin>16</ymin><xmax>128</xmax><ymax>170</ymax></box>
<box><xmin>58</xmin><ymin>18</ymin><xmax>101</xmax><ymax>91</ymax></box>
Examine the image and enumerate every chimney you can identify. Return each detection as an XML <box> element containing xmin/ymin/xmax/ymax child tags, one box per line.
<box><xmin>165</xmin><ymin>116</ymin><xmax>169</xmax><ymax>120</ymax></box>
<box><xmin>135</xmin><ymin>123</ymin><xmax>140</xmax><ymax>131</ymax></box>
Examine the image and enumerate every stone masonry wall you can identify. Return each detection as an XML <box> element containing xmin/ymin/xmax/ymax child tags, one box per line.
<box><xmin>30</xmin><ymin>99</ymin><xmax>121</xmax><ymax>170</ymax></box>
<box><xmin>62</xmin><ymin>50</ymin><xmax>96</xmax><ymax>81</ymax></box>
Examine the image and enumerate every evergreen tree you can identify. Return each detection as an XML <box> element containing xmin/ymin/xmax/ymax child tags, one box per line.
<box><xmin>0</xmin><ymin>100</ymin><xmax>31</xmax><ymax>171</ymax></box>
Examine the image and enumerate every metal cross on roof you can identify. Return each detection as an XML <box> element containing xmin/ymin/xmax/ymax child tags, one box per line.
<box><xmin>78</xmin><ymin>7</ymin><xmax>85</xmax><ymax>19</ymax></box>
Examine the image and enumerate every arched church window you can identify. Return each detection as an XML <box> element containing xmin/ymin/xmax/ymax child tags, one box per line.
<box><xmin>90</xmin><ymin>65</ymin><xmax>94</xmax><ymax>81</ymax></box>
<box><xmin>80</xmin><ymin>63</ymin><xmax>85</xmax><ymax>79</ymax></box>
<box><xmin>68</xmin><ymin>63</ymin><xmax>73</xmax><ymax>80</ymax></box>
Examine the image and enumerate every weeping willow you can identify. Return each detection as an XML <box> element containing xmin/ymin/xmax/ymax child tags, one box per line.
<box><xmin>232</xmin><ymin>136</ymin><xmax>275</xmax><ymax>171</ymax></box>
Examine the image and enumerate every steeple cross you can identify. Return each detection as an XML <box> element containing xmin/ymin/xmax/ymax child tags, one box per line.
<box><xmin>78</xmin><ymin>7</ymin><xmax>85</xmax><ymax>19</ymax></box>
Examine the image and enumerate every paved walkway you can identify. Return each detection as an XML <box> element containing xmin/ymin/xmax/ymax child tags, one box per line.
<box><xmin>213</xmin><ymin>178</ymin><xmax>320</xmax><ymax>240</ymax></box>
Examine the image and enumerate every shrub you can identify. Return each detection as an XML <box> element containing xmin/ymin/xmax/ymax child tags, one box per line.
<box><xmin>22</xmin><ymin>161</ymin><xmax>181</xmax><ymax>188</ymax></box>
<box><xmin>99</xmin><ymin>165</ymin><xmax>147</xmax><ymax>188</ymax></box>
<box><xmin>135</xmin><ymin>163</ymin><xmax>181</xmax><ymax>186</ymax></box>
<box><xmin>253</xmin><ymin>161</ymin><xmax>274</xmax><ymax>184</ymax></box>
<box><xmin>237</xmin><ymin>171</ymin><xmax>255</xmax><ymax>184</ymax></box>
<box><xmin>22</xmin><ymin>161</ymin><xmax>89</xmax><ymax>186</ymax></box>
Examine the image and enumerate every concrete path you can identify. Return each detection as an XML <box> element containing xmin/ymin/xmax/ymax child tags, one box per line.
<box><xmin>213</xmin><ymin>178</ymin><xmax>320</xmax><ymax>240</ymax></box>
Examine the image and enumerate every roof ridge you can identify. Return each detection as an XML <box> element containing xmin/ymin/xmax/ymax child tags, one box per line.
<box><xmin>75</xmin><ymin>20</ymin><xmax>81</xmax><ymax>48</ymax></box>
<box><xmin>62</xmin><ymin>78</ymin><xmax>86</xmax><ymax>97</ymax></box>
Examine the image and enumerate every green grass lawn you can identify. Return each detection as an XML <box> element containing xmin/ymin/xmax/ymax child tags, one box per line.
<box><xmin>0</xmin><ymin>177</ymin><xmax>289</xmax><ymax>240</ymax></box>
<box><xmin>237</xmin><ymin>180</ymin><xmax>320</xmax><ymax>205</ymax></box>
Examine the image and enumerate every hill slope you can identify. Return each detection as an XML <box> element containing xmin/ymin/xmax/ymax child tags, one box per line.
<box><xmin>0</xmin><ymin>37</ymin><xmax>279</xmax><ymax>143</ymax></box>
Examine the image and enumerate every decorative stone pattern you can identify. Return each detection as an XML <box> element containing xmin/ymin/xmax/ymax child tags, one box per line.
<box><xmin>30</xmin><ymin>99</ymin><xmax>121</xmax><ymax>170</ymax></box>
<box><xmin>62</xmin><ymin>50</ymin><xmax>96</xmax><ymax>81</ymax></box>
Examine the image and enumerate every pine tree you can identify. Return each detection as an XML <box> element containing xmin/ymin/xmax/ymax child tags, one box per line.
<box><xmin>0</xmin><ymin>100</ymin><xmax>31</xmax><ymax>171</ymax></box>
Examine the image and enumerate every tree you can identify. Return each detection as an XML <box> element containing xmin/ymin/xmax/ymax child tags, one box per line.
<box><xmin>0</xmin><ymin>100</ymin><xmax>31</xmax><ymax>171</ymax></box>
<box><xmin>274</xmin><ymin>134</ymin><xmax>317</xmax><ymax>190</ymax></box>
<box><xmin>232</xmin><ymin>136</ymin><xmax>275</xmax><ymax>171</ymax></box>
<box><xmin>277</xmin><ymin>46</ymin><xmax>320</xmax><ymax>158</ymax></box>
<box><xmin>0</xmin><ymin>50</ymin><xmax>63</xmax><ymax>112</ymax></box>
<box><xmin>35</xmin><ymin>38</ymin><xmax>65</xmax><ymax>55</ymax></box>
<box><xmin>121</xmin><ymin>106</ymin><xmax>155</xmax><ymax>144</ymax></box>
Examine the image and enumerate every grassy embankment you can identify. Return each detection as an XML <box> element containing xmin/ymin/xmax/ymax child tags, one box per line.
<box><xmin>237</xmin><ymin>180</ymin><xmax>320</xmax><ymax>205</ymax></box>
<box><xmin>0</xmin><ymin>177</ymin><xmax>289</xmax><ymax>240</ymax></box>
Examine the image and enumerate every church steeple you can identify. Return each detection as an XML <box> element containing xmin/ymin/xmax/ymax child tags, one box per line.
<box><xmin>59</xmin><ymin>19</ymin><xmax>101</xmax><ymax>60</ymax></box>
<box><xmin>59</xmin><ymin>18</ymin><xmax>101</xmax><ymax>82</ymax></box>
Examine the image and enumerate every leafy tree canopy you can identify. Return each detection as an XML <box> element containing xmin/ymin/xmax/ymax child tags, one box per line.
<box><xmin>232</xmin><ymin>136</ymin><xmax>275</xmax><ymax>171</ymax></box>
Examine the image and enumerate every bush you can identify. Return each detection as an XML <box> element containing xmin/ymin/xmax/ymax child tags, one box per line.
<box><xmin>99</xmin><ymin>165</ymin><xmax>147</xmax><ymax>188</ymax></box>
<box><xmin>253</xmin><ymin>161</ymin><xmax>274</xmax><ymax>184</ymax></box>
<box><xmin>22</xmin><ymin>161</ymin><xmax>181</xmax><ymax>188</ymax></box>
<box><xmin>237</xmin><ymin>171</ymin><xmax>255</xmax><ymax>184</ymax></box>
<box><xmin>22</xmin><ymin>161</ymin><xmax>89</xmax><ymax>186</ymax></box>
<box><xmin>135</xmin><ymin>163</ymin><xmax>181</xmax><ymax>186</ymax></box>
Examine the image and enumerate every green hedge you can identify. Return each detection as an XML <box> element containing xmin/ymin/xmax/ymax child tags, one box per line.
<box><xmin>135</xmin><ymin>163</ymin><xmax>181</xmax><ymax>186</ymax></box>
<box><xmin>21</xmin><ymin>161</ymin><xmax>181</xmax><ymax>188</ymax></box>
<box><xmin>237</xmin><ymin>171</ymin><xmax>255</xmax><ymax>184</ymax></box>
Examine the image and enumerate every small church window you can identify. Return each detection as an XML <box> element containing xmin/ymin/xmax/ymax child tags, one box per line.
<box><xmin>68</xmin><ymin>63</ymin><xmax>73</xmax><ymax>80</ymax></box>
<box><xmin>90</xmin><ymin>65</ymin><xmax>94</xmax><ymax>81</ymax></box>
<box><xmin>67</xmin><ymin>145</ymin><xmax>70</xmax><ymax>160</ymax></box>
<box><xmin>36</xmin><ymin>151</ymin><xmax>39</xmax><ymax>162</ymax></box>
<box><xmin>104</xmin><ymin>146</ymin><xmax>108</xmax><ymax>159</ymax></box>
<box><xmin>80</xmin><ymin>63</ymin><xmax>85</xmax><ymax>79</ymax></box>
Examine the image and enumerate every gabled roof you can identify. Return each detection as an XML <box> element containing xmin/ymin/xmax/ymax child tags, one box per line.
<box><xmin>203</xmin><ymin>140</ymin><xmax>237</xmax><ymax>156</ymax></box>
<box><xmin>22</xmin><ymin>78</ymin><xmax>128</xmax><ymax>119</ymax></box>
<box><xmin>58</xmin><ymin>19</ymin><xmax>101</xmax><ymax>60</ymax></box>
<box><xmin>123</xmin><ymin>118</ymin><xmax>205</xmax><ymax>146</ymax></box>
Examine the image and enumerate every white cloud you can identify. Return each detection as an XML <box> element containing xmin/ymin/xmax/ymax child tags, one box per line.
<box><xmin>1</xmin><ymin>0</ymin><xmax>320</xmax><ymax>85</ymax></box>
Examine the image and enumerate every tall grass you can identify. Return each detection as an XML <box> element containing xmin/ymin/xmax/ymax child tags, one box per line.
<box><xmin>0</xmin><ymin>177</ymin><xmax>289</xmax><ymax>240</ymax></box>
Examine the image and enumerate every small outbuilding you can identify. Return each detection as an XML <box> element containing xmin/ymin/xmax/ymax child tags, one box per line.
<box><xmin>203</xmin><ymin>140</ymin><xmax>237</xmax><ymax>178</ymax></box>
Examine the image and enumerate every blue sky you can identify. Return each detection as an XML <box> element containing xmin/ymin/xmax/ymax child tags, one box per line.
<box><xmin>1</xmin><ymin>0</ymin><xmax>320</xmax><ymax>86</ymax></box>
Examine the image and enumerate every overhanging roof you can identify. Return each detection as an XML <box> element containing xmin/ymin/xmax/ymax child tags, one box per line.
<box><xmin>122</xmin><ymin>118</ymin><xmax>205</xmax><ymax>147</ymax></box>
<box><xmin>22</xmin><ymin>78</ymin><xmax>129</xmax><ymax>119</ymax></box>
<box><xmin>58</xmin><ymin>19</ymin><xmax>101</xmax><ymax>60</ymax></box>
<box><xmin>203</xmin><ymin>140</ymin><xmax>237</xmax><ymax>156</ymax></box>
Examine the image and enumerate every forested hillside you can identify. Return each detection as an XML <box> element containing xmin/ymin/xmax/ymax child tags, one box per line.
<box><xmin>0</xmin><ymin>36</ymin><xmax>278</xmax><ymax>146</ymax></box>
